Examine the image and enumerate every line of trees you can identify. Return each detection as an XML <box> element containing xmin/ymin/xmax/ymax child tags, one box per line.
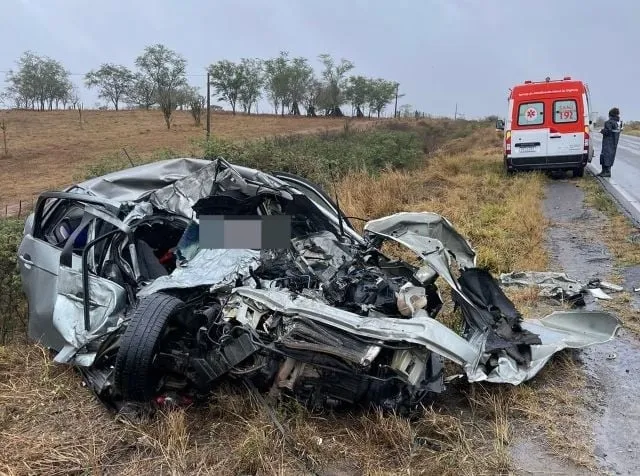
<box><xmin>207</xmin><ymin>51</ymin><xmax>399</xmax><ymax>118</ymax></box>
<box><xmin>2</xmin><ymin>51</ymin><xmax>80</xmax><ymax>110</ymax></box>
<box><xmin>2</xmin><ymin>45</ymin><xmax>401</xmax><ymax>128</ymax></box>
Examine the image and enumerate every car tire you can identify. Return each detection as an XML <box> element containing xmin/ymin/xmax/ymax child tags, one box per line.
<box><xmin>573</xmin><ymin>167</ymin><xmax>585</xmax><ymax>178</ymax></box>
<box><xmin>114</xmin><ymin>293</ymin><xmax>185</xmax><ymax>402</ymax></box>
<box><xmin>503</xmin><ymin>157</ymin><xmax>515</xmax><ymax>176</ymax></box>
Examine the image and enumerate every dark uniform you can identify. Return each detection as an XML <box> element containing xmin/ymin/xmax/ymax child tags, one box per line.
<box><xmin>598</xmin><ymin>107</ymin><xmax>621</xmax><ymax>177</ymax></box>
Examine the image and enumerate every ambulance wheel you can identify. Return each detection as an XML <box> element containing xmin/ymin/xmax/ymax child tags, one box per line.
<box><xmin>573</xmin><ymin>166</ymin><xmax>585</xmax><ymax>178</ymax></box>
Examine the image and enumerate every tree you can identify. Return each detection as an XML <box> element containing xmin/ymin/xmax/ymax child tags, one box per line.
<box><xmin>238</xmin><ymin>58</ymin><xmax>263</xmax><ymax>114</ymax></box>
<box><xmin>317</xmin><ymin>54</ymin><xmax>354</xmax><ymax>116</ymax></box>
<box><xmin>174</xmin><ymin>84</ymin><xmax>196</xmax><ymax>110</ymax></box>
<box><xmin>173</xmin><ymin>85</ymin><xmax>205</xmax><ymax>126</ymax></box>
<box><xmin>368</xmin><ymin>79</ymin><xmax>397</xmax><ymax>118</ymax></box>
<box><xmin>84</xmin><ymin>64</ymin><xmax>134</xmax><ymax>111</ymax></box>
<box><xmin>263</xmin><ymin>52</ymin><xmax>290</xmax><ymax>115</ymax></box>
<box><xmin>135</xmin><ymin>44</ymin><xmax>187</xmax><ymax>128</ymax></box>
<box><xmin>69</xmin><ymin>85</ymin><xmax>81</xmax><ymax>109</ymax></box>
<box><xmin>84</xmin><ymin>63</ymin><xmax>134</xmax><ymax>111</ymax></box>
<box><xmin>399</xmin><ymin>104</ymin><xmax>414</xmax><ymax>118</ymax></box>
<box><xmin>5</xmin><ymin>51</ymin><xmax>72</xmax><ymax>110</ymax></box>
<box><xmin>313</xmin><ymin>82</ymin><xmax>333</xmax><ymax>116</ymax></box>
<box><xmin>208</xmin><ymin>60</ymin><xmax>245</xmax><ymax>115</ymax></box>
<box><xmin>345</xmin><ymin>75</ymin><xmax>370</xmax><ymax>117</ymax></box>
<box><xmin>190</xmin><ymin>93</ymin><xmax>205</xmax><ymax>126</ymax></box>
<box><xmin>126</xmin><ymin>73</ymin><xmax>156</xmax><ymax>110</ymax></box>
<box><xmin>287</xmin><ymin>57</ymin><xmax>314</xmax><ymax>115</ymax></box>
<box><xmin>304</xmin><ymin>78</ymin><xmax>323</xmax><ymax>117</ymax></box>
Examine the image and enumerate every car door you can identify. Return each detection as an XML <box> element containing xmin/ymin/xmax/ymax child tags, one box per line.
<box><xmin>510</xmin><ymin>100</ymin><xmax>549</xmax><ymax>167</ymax></box>
<box><xmin>18</xmin><ymin>192</ymin><xmax>123</xmax><ymax>352</ymax></box>
<box><xmin>18</xmin><ymin>197</ymin><xmax>91</xmax><ymax>350</ymax></box>
<box><xmin>546</xmin><ymin>98</ymin><xmax>584</xmax><ymax>166</ymax></box>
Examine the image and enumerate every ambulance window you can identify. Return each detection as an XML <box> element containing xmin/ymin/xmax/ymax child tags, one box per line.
<box><xmin>517</xmin><ymin>102</ymin><xmax>544</xmax><ymax>126</ymax></box>
<box><xmin>554</xmin><ymin>100</ymin><xmax>578</xmax><ymax>123</ymax></box>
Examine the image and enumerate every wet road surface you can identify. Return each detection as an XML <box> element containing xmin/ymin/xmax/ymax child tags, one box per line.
<box><xmin>591</xmin><ymin>134</ymin><xmax>640</xmax><ymax>212</ymax></box>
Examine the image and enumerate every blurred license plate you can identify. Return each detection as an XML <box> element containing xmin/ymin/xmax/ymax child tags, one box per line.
<box><xmin>518</xmin><ymin>146</ymin><xmax>536</xmax><ymax>153</ymax></box>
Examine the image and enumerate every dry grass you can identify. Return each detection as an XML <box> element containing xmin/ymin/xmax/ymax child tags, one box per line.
<box><xmin>0</xmin><ymin>109</ymin><xmax>361</xmax><ymax>206</ymax></box>
<box><xmin>338</xmin><ymin>140</ymin><xmax>548</xmax><ymax>273</ymax></box>
<box><xmin>505</xmin><ymin>353</ymin><xmax>595</xmax><ymax>469</ymax></box>
<box><xmin>0</xmin><ymin>345</ymin><xmax>517</xmax><ymax>476</ymax></box>
<box><xmin>580</xmin><ymin>176</ymin><xmax>640</xmax><ymax>266</ymax></box>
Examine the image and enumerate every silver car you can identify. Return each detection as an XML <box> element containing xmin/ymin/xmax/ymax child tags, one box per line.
<box><xmin>17</xmin><ymin>157</ymin><xmax>620</xmax><ymax>412</ymax></box>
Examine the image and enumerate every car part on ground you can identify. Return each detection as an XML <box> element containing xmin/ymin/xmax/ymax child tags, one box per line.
<box><xmin>500</xmin><ymin>271</ymin><xmax>624</xmax><ymax>304</ymax></box>
<box><xmin>17</xmin><ymin>158</ymin><xmax>622</xmax><ymax>415</ymax></box>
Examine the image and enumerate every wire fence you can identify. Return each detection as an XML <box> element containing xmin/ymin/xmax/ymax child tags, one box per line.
<box><xmin>2</xmin><ymin>198</ymin><xmax>36</xmax><ymax>219</ymax></box>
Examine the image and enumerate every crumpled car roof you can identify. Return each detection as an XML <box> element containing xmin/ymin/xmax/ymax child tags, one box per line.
<box><xmin>73</xmin><ymin>158</ymin><xmax>221</xmax><ymax>202</ymax></box>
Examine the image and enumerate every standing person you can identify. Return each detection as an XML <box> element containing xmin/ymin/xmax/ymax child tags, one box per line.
<box><xmin>598</xmin><ymin>107</ymin><xmax>622</xmax><ymax>177</ymax></box>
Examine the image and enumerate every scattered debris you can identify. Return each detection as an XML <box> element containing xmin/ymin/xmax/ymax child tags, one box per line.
<box><xmin>500</xmin><ymin>271</ymin><xmax>624</xmax><ymax>304</ymax></box>
<box><xmin>16</xmin><ymin>158</ymin><xmax>622</xmax><ymax>415</ymax></box>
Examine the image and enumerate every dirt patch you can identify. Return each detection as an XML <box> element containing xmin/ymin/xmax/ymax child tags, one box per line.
<box><xmin>0</xmin><ymin>110</ymin><xmax>357</xmax><ymax>206</ymax></box>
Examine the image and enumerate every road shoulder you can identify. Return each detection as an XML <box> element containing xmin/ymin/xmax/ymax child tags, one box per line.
<box><xmin>587</xmin><ymin>162</ymin><xmax>640</xmax><ymax>226</ymax></box>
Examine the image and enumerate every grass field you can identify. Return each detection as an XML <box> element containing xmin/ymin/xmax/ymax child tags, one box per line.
<box><xmin>0</xmin><ymin>110</ymin><xmax>357</xmax><ymax>207</ymax></box>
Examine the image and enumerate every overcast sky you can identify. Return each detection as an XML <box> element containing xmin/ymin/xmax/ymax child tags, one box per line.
<box><xmin>2</xmin><ymin>0</ymin><xmax>639</xmax><ymax>119</ymax></box>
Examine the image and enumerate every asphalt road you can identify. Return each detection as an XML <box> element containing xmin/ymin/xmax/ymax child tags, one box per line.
<box><xmin>590</xmin><ymin>133</ymin><xmax>640</xmax><ymax>224</ymax></box>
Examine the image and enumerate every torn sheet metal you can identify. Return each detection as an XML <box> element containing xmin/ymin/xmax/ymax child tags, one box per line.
<box><xmin>53</xmin><ymin>266</ymin><xmax>126</xmax><ymax>364</ymax></box>
<box><xmin>362</xmin><ymin>213</ymin><xmax>477</xmax><ymax>311</ymax></box>
<box><xmin>148</xmin><ymin>161</ymin><xmax>239</xmax><ymax>220</ymax></box>
<box><xmin>473</xmin><ymin>311</ymin><xmax>622</xmax><ymax>385</ymax></box>
<box><xmin>357</xmin><ymin>214</ymin><xmax>622</xmax><ymax>385</ymax></box>
<box><xmin>500</xmin><ymin>271</ymin><xmax>623</xmax><ymax>302</ymax></box>
<box><xmin>500</xmin><ymin>271</ymin><xmax>583</xmax><ymax>298</ymax></box>
<box><xmin>138</xmin><ymin>248</ymin><xmax>261</xmax><ymax>297</ymax></box>
<box><xmin>233</xmin><ymin>287</ymin><xmax>621</xmax><ymax>386</ymax></box>
<box><xmin>596</xmin><ymin>280</ymin><xmax>624</xmax><ymax>292</ymax></box>
<box><xmin>122</xmin><ymin>202</ymin><xmax>154</xmax><ymax>224</ymax></box>
<box><xmin>233</xmin><ymin>287</ymin><xmax>482</xmax><ymax>369</ymax></box>
<box><xmin>588</xmin><ymin>287</ymin><xmax>613</xmax><ymax>300</ymax></box>
<box><xmin>292</xmin><ymin>231</ymin><xmax>354</xmax><ymax>282</ymax></box>
<box><xmin>147</xmin><ymin>159</ymin><xmax>294</xmax><ymax>220</ymax></box>
<box><xmin>75</xmin><ymin>158</ymin><xmax>211</xmax><ymax>202</ymax></box>
<box><xmin>364</xmin><ymin>212</ymin><xmax>477</xmax><ymax>269</ymax></box>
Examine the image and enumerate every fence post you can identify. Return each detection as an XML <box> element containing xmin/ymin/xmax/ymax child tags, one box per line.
<box><xmin>1</xmin><ymin>120</ymin><xmax>7</xmax><ymax>156</ymax></box>
<box><xmin>18</xmin><ymin>201</ymin><xmax>22</xmax><ymax>218</ymax></box>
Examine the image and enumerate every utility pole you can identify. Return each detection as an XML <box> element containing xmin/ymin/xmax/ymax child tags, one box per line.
<box><xmin>206</xmin><ymin>72</ymin><xmax>211</xmax><ymax>140</ymax></box>
<box><xmin>454</xmin><ymin>103</ymin><xmax>458</xmax><ymax>120</ymax></box>
<box><xmin>394</xmin><ymin>83</ymin><xmax>399</xmax><ymax>118</ymax></box>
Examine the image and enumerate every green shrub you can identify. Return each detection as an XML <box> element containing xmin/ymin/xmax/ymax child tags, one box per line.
<box><xmin>198</xmin><ymin>128</ymin><xmax>423</xmax><ymax>188</ymax></box>
<box><xmin>0</xmin><ymin>218</ymin><xmax>27</xmax><ymax>344</ymax></box>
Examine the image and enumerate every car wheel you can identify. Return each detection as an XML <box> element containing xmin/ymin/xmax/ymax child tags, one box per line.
<box><xmin>503</xmin><ymin>157</ymin><xmax>515</xmax><ymax>176</ymax></box>
<box><xmin>114</xmin><ymin>293</ymin><xmax>185</xmax><ymax>402</ymax></box>
<box><xmin>573</xmin><ymin>167</ymin><xmax>585</xmax><ymax>178</ymax></box>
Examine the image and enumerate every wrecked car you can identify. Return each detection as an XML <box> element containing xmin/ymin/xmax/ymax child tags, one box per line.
<box><xmin>17</xmin><ymin>157</ymin><xmax>621</xmax><ymax>413</ymax></box>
